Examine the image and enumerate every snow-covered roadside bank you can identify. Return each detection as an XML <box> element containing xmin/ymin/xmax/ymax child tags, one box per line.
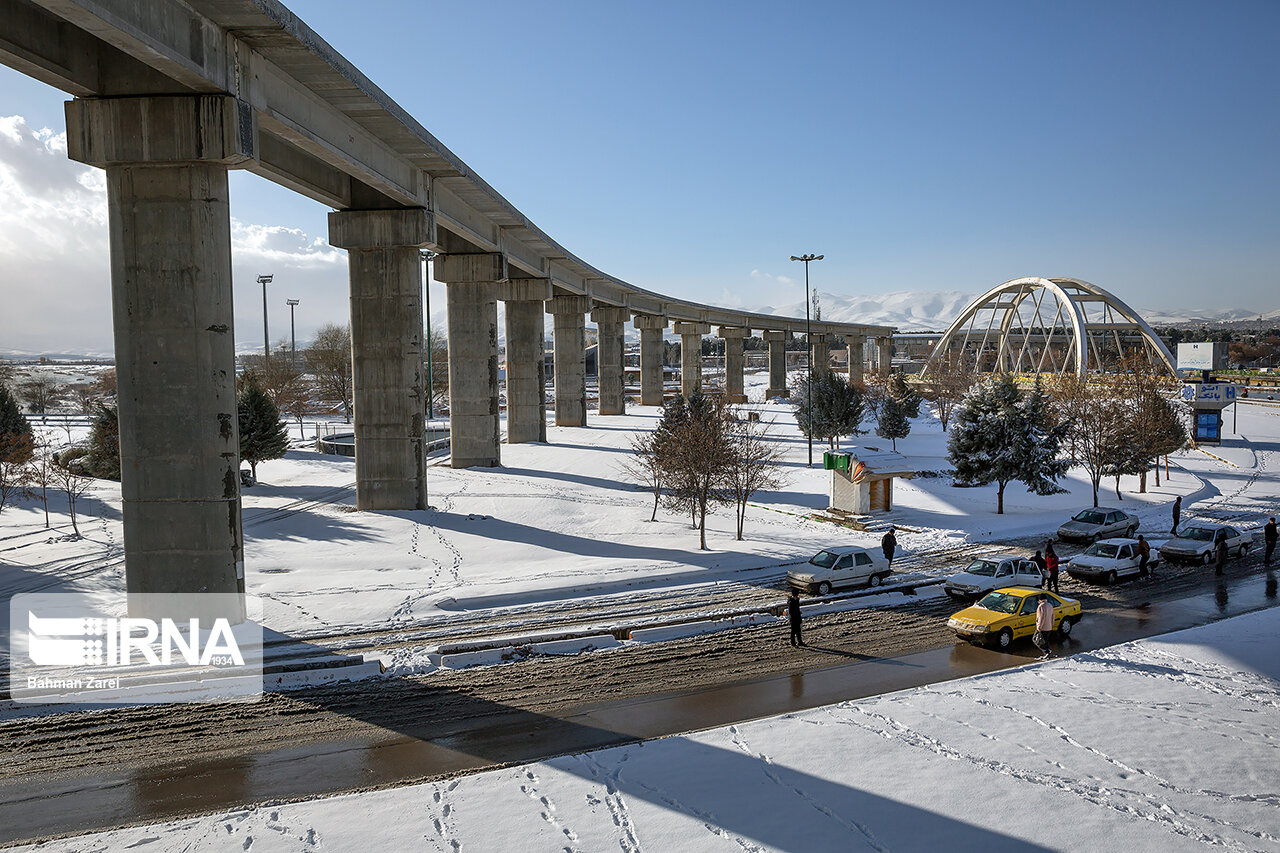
<box><xmin>19</xmin><ymin>606</ymin><xmax>1279</xmax><ymax>853</ymax></box>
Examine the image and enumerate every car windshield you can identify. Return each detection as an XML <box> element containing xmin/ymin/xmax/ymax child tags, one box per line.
<box><xmin>976</xmin><ymin>592</ymin><xmax>1021</xmax><ymax>614</ymax></box>
<box><xmin>1086</xmin><ymin>544</ymin><xmax>1119</xmax><ymax>558</ymax></box>
<box><xmin>1073</xmin><ymin>510</ymin><xmax>1106</xmax><ymax>525</ymax></box>
<box><xmin>809</xmin><ymin>550</ymin><xmax>840</xmax><ymax>568</ymax></box>
<box><xmin>1179</xmin><ymin>527</ymin><xmax>1216</xmax><ymax>542</ymax></box>
<box><xmin>965</xmin><ymin>560</ymin><xmax>999</xmax><ymax>577</ymax></box>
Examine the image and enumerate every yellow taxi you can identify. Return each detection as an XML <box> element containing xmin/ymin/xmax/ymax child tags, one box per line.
<box><xmin>947</xmin><ymin>586</ymin><xmax>1082</xmax><ymax>650</ymax></box>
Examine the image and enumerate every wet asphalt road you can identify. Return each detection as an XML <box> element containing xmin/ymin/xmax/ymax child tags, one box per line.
<box><xmin>1</xmin><ymin>562</ymin><xmax>1277</xmax><ymax>847</ymax></box>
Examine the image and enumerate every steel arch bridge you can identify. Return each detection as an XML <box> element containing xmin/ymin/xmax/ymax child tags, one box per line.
<box><xmin>923</xmin><ymin>277</ymin><xmax>1177</xmax><ymax>379</ymax></box>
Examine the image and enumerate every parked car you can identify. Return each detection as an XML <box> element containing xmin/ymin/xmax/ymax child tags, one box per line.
<box><xmin>1159</xmin><ymin>523</ymin><xmax>1253</xmax><ymax>565</ymax></box>
<box><xmin>787</xmin><ymin>546</ymin><xmax>891</xmax><ymax>595</ymax></box>
<box><xmin>1066</xmin><ymin>538</ymin><xmax>1152</xmax><ymax>584</ymax></box>
<box><xmin>1056</xmin><ymin>507</ymin><xmax>1139</xmax><ymax>543</ymax></box>
<box><xmin>944</xmin><ymin>554</ymin><xmax>1044</xmax><ymax>600</ymax></box>
<box><xmin>948</xmin><ymin>587</ymin><xmax>1083</xmax><ymax>650</ymax></box>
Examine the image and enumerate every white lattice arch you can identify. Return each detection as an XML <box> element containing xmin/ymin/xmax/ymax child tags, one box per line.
<box><xmin>924</xmin><ymin>277</ymin><xmax>1177</xmax><ymax>379</ymax></box>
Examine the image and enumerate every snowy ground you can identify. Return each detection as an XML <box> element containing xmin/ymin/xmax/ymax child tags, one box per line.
<box><xmin>6</xmin><ymin>372</ymin><xmax>1275</xmax><ymax>645</ymax></box>
<box><xmin>17</xmin><ymin>604</ymin><xmax>1280</xmax><ymax>853</ymax></box>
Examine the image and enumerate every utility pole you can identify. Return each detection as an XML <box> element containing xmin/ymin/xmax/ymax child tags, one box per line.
<box><xmin>287</xmin><ymin>299</ymin><xmax>300</xmax><ymax>366</ymax></box>
<box><xmin>420</xmin><ymin>250</ymin><xmax>437</xmax><ymax>420</ymax></box>
<box><xmin>257</xmin><ymin>274</ymin><xmax>274</xmax><ymax>366</ymax></box>
<box><xmin>789</xmin><ymin>254</ymin><xmax>824</xmax><ymax>467</ymax></box>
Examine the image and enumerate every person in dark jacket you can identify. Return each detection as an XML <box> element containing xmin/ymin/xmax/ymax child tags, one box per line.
<box><xmin>1045</xmin><ymin>541</ymin><xmax>1060</xmax><ymax>593</ymax></box>
<box><xmin>1265</xmin><ymin>517</ymin><xmax>1277</xmax><ymax>566</ymax></box>
<box><xmin>787</xmin><ymin>588</ymin><xmax>804</xmax><ymax>647</ymax></box>
<box><xmin>1032</xmin><ymin>550</ymin><xmax>1047</xmax><ymax>588</ymax></box>
<box><xmin>1137</xmin><ymin>534</ymin><xmax>1151</xmax><ymax>575</ymax></box>
<box><xmin>1215</xmin><ymin>531</ymin><xmax>1229</xmax><ymax>576</ymax></box>
<box><xmin>1171</xmin><ymin>496</ymin><xmax>1182</xmax><ymax>534</ymax></box>
<box><xmin>881</xmin><ymin>527</ymin><xmax>897</xmax><ymax>569</ymax></box>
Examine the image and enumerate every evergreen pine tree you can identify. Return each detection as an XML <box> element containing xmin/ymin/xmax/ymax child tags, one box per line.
<box><xmin>83</xmin><ymin>403</ymin><xmax>120</xmax><ymax>480</ymax></box>
<box><xmin>886</xmin><ymin>373</ymin><xmax>922</xmax><ymax>419</ymax></box>
<box><xmin>793</xmin><ymin>373</ymin><xmax>866</xmax><ymax>450</ymax></box>
<box><xmin>0</xmin><ymin>383</ymin><xmax>33</xmax><ymax>464</ymax></box>
<box><xmin>875</xmin><ymin>397</ymin><xmax>910</xmax><ymax>450</ymax></box>
<box><xmin>238</xmin><ymin>375</ymin><xmax>290</xmax><ymax>479</ymax></box>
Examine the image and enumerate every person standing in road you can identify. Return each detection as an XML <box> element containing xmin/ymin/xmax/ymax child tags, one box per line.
<box><xmin>1033</xmin><ymin>594</ymin><xmax>1056</xmax><ymax>660</ymax></box>
<box><xmin>1044</xmin><ymin>542</ymin><xmax>1060</xmax><ymax>593</ymax></box>
<box><xmin>1136</xmin><ymin>534</ymin><xmax>1151</xmax><ymax>576</ymax></box>
<box><xmin>787</xmin><ymin>588</ymin><xmax>804</xmax><ymax>647</ymax></box>
<box><xmin>881</xmin><ymin>527</ymin><xmax>897</xmax><ymax>570</ymax></box>
<box><xmin>1265</xmin><ymin>517</ymin><xmax>1277</xmax><ymax>566</ymax></box>
<box><xmin>1215</xmin><ymin>531</ymin><xmax>1229</xmax><ymax>576</ymax></box>
<box><xmin>1171</xmin><ymin>496</ymin><xmax>1182</xmax><ymax>534</ymax></box>
<box><xmin>1032</xmin><ymin>550</ymin><xmax>1047</xmax><ymax>588</ymax></box>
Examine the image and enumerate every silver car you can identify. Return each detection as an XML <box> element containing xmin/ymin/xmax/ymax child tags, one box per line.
<box><xmin>944</xmin><ymin>555</ymin><xmax>1044</xmax><ymax>600</ymax></box>
<box><xmin>1057</xmin><ymin>507</ymin><xmax>1139</xmax><ymax>543</ymax></box>
<box><xmin>1066</xmin><ymin>538</ymin><xmax>1151</xmax><ymax>584</ymax></box>
<box><xmin>1159</xmin><ymin>523</ymin><xmax>1253</xmax><ymax>565</ymax></box>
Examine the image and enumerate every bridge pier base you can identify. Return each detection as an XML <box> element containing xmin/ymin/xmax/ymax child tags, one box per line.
<box><xmin>810</xmin><ymin>333</ymin><xmax>830</xmax><ymax>380</ymax></box>
<box><xmin>634</xmin><ymin>314</ymin><xmax>666</xmax><ymax>406</ymax></box>
<box><xmin>592</xmin><ymin>306</ymin><xmax>627</xmax><ymax>415</ymax></box>
<box><xmin>718</xmin><ymin>326</ymin><xmax>748</xmax><ymax>403</ymax></box>
<box><xmin>674</xmin><ymin>322</ymin><xmax>709</xmax><ymax>398</ymax></box>
<box><xmin>66</xmin><ymin>95</ymin><xmax>248</xmax><ymax>604</ymax></box>
<box><xmin>847</xmin><ymin>335</ymin><xmax>865</xmax><ymax>385</ymax></box>
<box><xmin>764</xmin><ymin>330</ymin><xmax>789</xmax><ymax>399</ymax></box>
<box><xmin>878</xmin><ymin>336</ymin><xmax>893</xmax><ymax>377</ymax></box>
<box><xmin>548</xmin><ymin>296</ymin><xmax>590</xmax><ymax>426</ymax></box>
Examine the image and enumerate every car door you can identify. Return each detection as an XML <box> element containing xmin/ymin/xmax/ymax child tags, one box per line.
<box><xmin>854</xmin><ymin>551</ymin><xmax>875</xmax><ymax>582</ymax></box>
<box><xmin>1014</xmin><ymin>559</ymin><xmax>1041</xmax><ymax>587</ymax></box>
<box><xmin>1115</xmin><ymin>544</ymin><xmax>1135</xmax><ymax>575</ymax></box>
<box><xmin>1224</xmin><ymin>527</ymin><xmax>1247</xmax><ymax>554</ymax></box>
<box><xmin>991</xmin><ymin>561</ymin><xmax>1013</xmax><ymax>592</ymax></box>
<box><xmin>1102</xmin><ymin>512</ymin><xmax>1121</xmax><ymax>537</ymax></box>
<box><xmin>1014</xmin><ymin>595</ymin><xmax>1039</xmax><ymax>638</ymax></box>
<box><xmin>832</xmin><ymin>553</ymin><xmax>856</xmax><ymax>587</ymax></box>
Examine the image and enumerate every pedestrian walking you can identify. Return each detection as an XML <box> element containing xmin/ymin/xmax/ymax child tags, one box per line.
<box><xmin>1136</xmin><ymin>534</ymin><xmax>1151</xmax><ymax>576</ymax></box>
<box><xmin>1215</xmin><ymin>531</ymin><xmax>1229</xmax><ymax>576</ymax></box>
<box><xmin>1171</xmin><ymin>496</ymin><xmax>1182</xmax><ymax>534</ymax></box>
<box><xmin>1033</xmin><ymin>594</ymin><xmax>1056</xmax><ymax>660</ymax></box>
<box><xmin>1265</xmin><ymin>517</ymin><xmax>1277</xmax><ymax>566</ymax></box>
<box><xmin>881</xmin><ymin>527</ymin><xmax>897</xmax><ymax>570</ymax></box>
<box><xmin>787</xmin><ymin>588</ymin><xmax>804</xmax><ymax>647</ymax></box>
<box><xmin>1032</xmin><ymin>550</ymin><xmax>1047</xmax><ymax>588</ymax></box>
<box><xmin>1045</xmin><ymin>542</ymin><xmax>1060</xmax><ymax>593</ymax></box>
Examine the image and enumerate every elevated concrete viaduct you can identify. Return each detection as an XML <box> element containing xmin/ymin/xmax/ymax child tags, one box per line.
<box><xmin>2</xmin><ymin>0</ymin><xmax>894</xmax><ymax>599</ymax></box>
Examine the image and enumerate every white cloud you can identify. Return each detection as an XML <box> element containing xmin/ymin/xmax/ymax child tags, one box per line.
<box><xmin>0</xmin><ymin>115</ymin><xmax>352</xmax><ymax>357</ymax></box>
<box><xmin>749</xmin><ymin>268</ymin><xmax>798</xmax><ymax>287</ymax></box>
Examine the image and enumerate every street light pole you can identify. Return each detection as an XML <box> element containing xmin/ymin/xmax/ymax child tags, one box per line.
<box><xmin>287</xmin><ymin>299</ymin><xmax>300</xmax><ymax>366</ymax></box>
<box><xmin>790</xmin><ymin>254</ymin><xmax>824</xmax><ymax>467</ymax></box>
<box><xmin>257</xmin><ymin>274</ymin><xmax>274</xmax><ymax>366</ymax></box>
<box><xmin>420</xmin><ymin>250</ymin><xmax>436</xmax><ymax>420</ymax></box>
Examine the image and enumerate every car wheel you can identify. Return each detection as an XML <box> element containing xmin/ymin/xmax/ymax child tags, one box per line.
<box><xmin>1240</xmin><ymin>542</ymin><xmax>1251</xmax><ymax>557</ymax></box>
<box><xmin>1127</xmin><ymin>526</ymin><xmax>1137</xmax><ymax>538</ymax></box>
<box><xmin>1107</xmin><ymin>570</ymin><xmax>1119</xmax><ymax>585</ymax></box>
<box><xmin>1058</xmin><ymin>617</ymin><xmax>1073</xmax><ymax>637</ymax></box>
<box><xmin>868</xmin><ymin>574</ymin><xmax>883</xmax><ymax>588</ymax></box>
<box><xmin>817</xmin><ymin>581</ymin><xmax>831</xmax><ymax>595</ymax></box>
<box><xmin>1202</xmin><ymin>552</ymin><xmax>1214</xmax><ymax>567</ymax></box>
<box><xmin>995</xmin><ymin>628</ymin><xmax>1013</xmax><ymax>650</ymax></box>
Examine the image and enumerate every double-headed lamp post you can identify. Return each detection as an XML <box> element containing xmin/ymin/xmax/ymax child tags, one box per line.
<box><xmin>257</xmin><ymin>274</ymin><xmax>274</xmax><ymax>366</ymax></box>
<box><xmin>789</xmin><ymin>253</ymin><xmax>823</xmax><ymax>467</ymax></box>
<box><xmin>286</xmin><ymin>299</ymin><xmax>300</xmax><ymax>365</ymax></box>
<box><xmin>419</xmin><ymin>250</ymin><xmax>437</xmax><ymax>420</ymax></box>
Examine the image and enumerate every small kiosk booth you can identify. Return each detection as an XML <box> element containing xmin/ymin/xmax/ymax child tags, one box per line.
<box><xmin>824</xmin><ymin>449</ymin><xmax>915</xmax><ymax>515</ymax></box>
<box><xmin>1176</xmin><ymin>342</ymin><xmax>1236</xmax><ymax>445</ymax></box>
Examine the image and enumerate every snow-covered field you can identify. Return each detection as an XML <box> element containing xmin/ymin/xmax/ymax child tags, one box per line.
<box><xmin>17</xmin><ymin>604</ymin><xmax>1280</xmax><ymax>853</ymax></box>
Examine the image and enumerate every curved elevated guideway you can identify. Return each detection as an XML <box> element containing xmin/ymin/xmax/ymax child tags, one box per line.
<box><xmin>1</xmin><ymin>0</ymin><xmax>892</xmax><ymax>595</ymax></box>
<box><xmin>923</xmin><ymin>276</ymin><xmax>1177</xmax><ymax>379</ymax></box>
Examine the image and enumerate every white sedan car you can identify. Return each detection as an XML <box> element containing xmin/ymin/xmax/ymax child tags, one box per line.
<box><xmin>1066</xmin><ymin>538</ymin><xmax>1152</xmax><ymax>584</ymax></box>
<box><xmin>944</xmin><ymin>555</ymin><xmax>1044</xmax><ymax>600</ymax></box>
<box><xmin>1159</xmin><ymin>523</ymin><xmax>1254</xmax><ymax>565</ymax></box>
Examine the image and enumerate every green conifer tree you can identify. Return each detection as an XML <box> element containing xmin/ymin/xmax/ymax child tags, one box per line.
<box><xmin>238</xmin><ymin>375</ymin><xmax>290</xmax><ymax>480</ymax></box>
<box><xmin>0</xmin><ymin>383</ymin><xmax>33</xmax><ymax>464</ymax></box>
<box><xmin>875</xmin><ymin>397</ymin><xmax>911</xmax><ymax>450</ymax></box>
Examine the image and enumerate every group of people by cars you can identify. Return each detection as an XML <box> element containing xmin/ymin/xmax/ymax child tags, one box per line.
<box><xmin>784</xmin><ymin>499</ymin><xmax>1278</xmax><ymax>657</ymax></box>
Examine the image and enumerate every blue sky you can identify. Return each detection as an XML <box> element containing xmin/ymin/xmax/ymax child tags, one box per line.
<box><xmin>1</xmin><ymin>0</ymin><xmax>1277</xmax><ymax>353</ymax></box>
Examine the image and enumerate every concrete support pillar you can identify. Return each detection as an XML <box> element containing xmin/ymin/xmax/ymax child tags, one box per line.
<box><xmin>878</xmin><ymin>337</ymin><xmax>894</xmax><ymax>377</ymax></box>
<box><xmin>764</xmin><ymin>330</ymin><xmax>789</xmax><ymax>399</ymax></box>
<box><xmin>718</xmin><ymin>326</ymin><xmax>749</xmax><ymax>403</ymax></box>
<box><xmin>846</xmin><ymin>335</ymin><xmax>865</xmax><ymax>385</ymax></box>
<box><xmin>674</xmin><ymin>322</ymin><xmax>711</xmax><ymax>398</ymax></box>
<box><xmin>330</xmin><ymin>209</ymin><xmax>434</xmax><ymax>499</ymax></box>
<box><xmin>633</xmin><ymin>313</ymin><xmax>667</xmax><ymax>406</ymax></box>
<box><xmin>432</xmin><ymin>253</ymin><xmax>506</xmax><ymax>468</ymax></box>
<box><xmin>592</xmin><ymin>305</ymin><xmax>628</xmax><ymax>415</ymax></box>
<box><xmin>499</xmin><ymin>278</ymin><xmax>552</xmax><ymax>444</ymax></box>
<box><xmin>547</xmin><ymin>295</ymin><xmax>591</xmax><ymax>426</ymax></box>
<box><xmin>810</xmin><ymin>333</ymin><xmax>830</xmax><ymax>380</ymax></box>
<box><xmin>65</xmin><ymin>95</ymin><xmax>255</xmax><ymax>603</ymax></box>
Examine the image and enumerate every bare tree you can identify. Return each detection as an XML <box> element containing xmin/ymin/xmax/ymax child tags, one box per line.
<box><xmin>26</xmin><ymin>438</ymin><xmax>55</xmax><ymax>528</ymax></box>
<box><xmin>305</xmin><ymin>324</ymin><xmax>354</xmax><ymax>422</ymax></box>
<box><xmin>725</xmin><ymin>415</ymin><xmax>788</xmax><ymax>540</ymax></box>
<box><xmin>427</xmin><ymin>323</ymin><xmax>449</xmax><ymax>417</ymax></box>
<box><xmin>18</xmin><ymin>377</ymin><xmax>63</xmax><ymax>414</ymax></box>
<box><xmin>656</xmin><ymin>394</ymin><xmax>735</xmax><ymax>550</ymax></box>
<box><xmin>922</xmin><ymin>353</ymin><xmax>975</xmax><ymax>431</ymax></box>
<box><xmin>0</xmin><ymin>433</ymin><xmax>33</xmax><ymax>515</ymax></box>
<box><xmin>621</xmin><ymin>429</ymin><xmax>665</xmax><ymax>522</ymax></box>
<box><xmin>51</xmin><ymin>452</ymin><xmax>94</xmax><ymax>536</ymax></box>
<box><xmin>1051</xmin><ymin>376</ymin><xmax>1129</xmax><ymax>508</ymax></box>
